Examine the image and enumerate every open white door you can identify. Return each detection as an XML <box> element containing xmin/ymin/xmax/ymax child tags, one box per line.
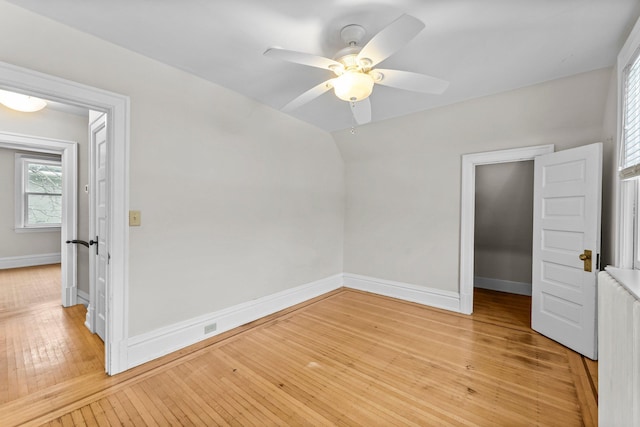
<box><xmin>89</xmin><ymin>113</ymin><xmax>108</xmax><ymax>342</ymax></box>
<box><xmin>532</xmin><ymin>143</ymin><xmax>602</xmax><ymax>359</ymax></box>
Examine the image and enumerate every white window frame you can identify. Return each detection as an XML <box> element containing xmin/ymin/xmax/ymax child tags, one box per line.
<box><xmin>617</xmin><ymin>17</ymin><xmax>640</xmax><ymax>269</ymax></box>
<box><xmin>14</xmin><ymin>153</ymin><xmax>62</xmax><ymax>232</ymax></box>
<box><xmin>634</xmin><ymin>181</ymin><xmax>640</xmax><ymax>270</ymax></box>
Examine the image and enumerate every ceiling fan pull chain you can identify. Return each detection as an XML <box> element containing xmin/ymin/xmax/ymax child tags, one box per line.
<box><xmin>350</xmin><ymin>101</ymin><xmax>357</xmax><ymax>134</ymax></box>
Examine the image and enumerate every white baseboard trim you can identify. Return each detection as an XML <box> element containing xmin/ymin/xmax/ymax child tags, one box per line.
<box><xmin>0</xmin><ymin>253</ymin><xmax>61</xmax><ymax>269</ymax></box>
<box><xmin>474</xmin><ymin>276</ymin><xmax>532</xmax><ymax>296</ymax></box>
<box><xmin>126</xmin><ymin>273</ymin><xmax>343</xmax><ymax>370</ymax></box>
<box><xmin>77</xmin><ymin>289</ymin><xmax>90</xmax><ymax>307</ymax></box>
<box><xmin>343</xmin><ymin>273</ymin><xmax>461</xmax><ymax>313</ymax></box>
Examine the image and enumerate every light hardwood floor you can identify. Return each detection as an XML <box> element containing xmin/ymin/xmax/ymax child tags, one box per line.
<box><xmin>0</xmin><ymin>264</ymin><xmax>104</xmax><ymax>406</ymax></box>
<box><xmin>1</xmin><ymin>265</ymin><xmax>597</xmax><ymax>426</ymax></box>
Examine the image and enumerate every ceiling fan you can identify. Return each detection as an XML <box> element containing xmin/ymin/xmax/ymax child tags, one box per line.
<box><xmin>264</xmin><ymin>14</ymin><xmax>449</xmax><ymax>126</ymax></box>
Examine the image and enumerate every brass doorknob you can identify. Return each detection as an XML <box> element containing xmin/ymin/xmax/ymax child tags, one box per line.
<box><xmin>579</xmin><ymin>249</ymin><xmax>593</xmax><ymax>272</ymax></box>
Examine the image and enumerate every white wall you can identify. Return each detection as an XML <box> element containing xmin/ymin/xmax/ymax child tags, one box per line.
<box><xmin>0</xmin><ymin>106</ymin><xmax>90</xmax><ymax>294</ymax></box>
<box><xmin>0</xmin><ymin>1</ymin><xmax>345</xmax><ymax>336</ymax></box>
<box><xmin>0</xmin><ymin>0</ymin><xmax>619</xmax><ymax>355</ymax></box>
<box><xmin>474</xmin><ymin>161</ymin><xmax>534</xmax><ymax>285</ymax></box>
<box><xmin>601</xmin><ymin>67</ymin><xmax>618</xmax><ymax>267</ymax></box>
<box><xmin>334</xmin><ymin>68</ymin><xmax>613</xmax><ymax>293</ymax></box>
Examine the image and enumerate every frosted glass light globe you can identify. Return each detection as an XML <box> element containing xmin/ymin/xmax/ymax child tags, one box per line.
<box><xmin>0</xmin><ymin>90</ymin><xmax>47</xmax><ymax>112</ymax></box>
<box><xmin>332</xmin><ymin>70</ymin><xmax>374</xmax><ymax>102</ymax></box>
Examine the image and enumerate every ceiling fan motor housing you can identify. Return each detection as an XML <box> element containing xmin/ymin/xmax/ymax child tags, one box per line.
<box><xmin>335</xmin><ymin>24</ymin><xmax>373</xmax><ymax>73</ymax></box>
<box><xmin>340</xmin><ymin>24</ymin><xmax>366</xmax><ymax>46</ymax></box>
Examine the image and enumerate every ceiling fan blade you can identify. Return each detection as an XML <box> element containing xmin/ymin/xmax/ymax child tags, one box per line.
<box><xmin>264</xmin><ymin>48</ymin><xmax>343</xmax><ymax>72</ymax></box>
<box><xmin>371</xmin><ymin>69</ymin><xmax>449</xmax><ymax>94</ymax></box>
<box><xmin>282</xmin><ymin>79</ymin><xmax>335</xmax><ymax>112</ymax></box>
<box><xmin>357</xmin><ymin>14</ymin><xmax>425</xmax><ymax>68</ymax></box>
<box><xmin>350</xmin><ymin>98</ymin><xmax>372</xmax><ymax>125</ymax></box>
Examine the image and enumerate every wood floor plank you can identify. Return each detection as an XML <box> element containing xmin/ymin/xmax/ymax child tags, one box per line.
<box><xmin>137</xmin><ymin>375</ymin><xmax>191</xmax><ymax>425</ymax></box>
<box><xmin>112</xmin><ymin>391</ymin><xmax>146</xmax><ymax>426</ymax></box>
<box><xmin>94</xmin><ymin>398</ymin><xmax>123</xmax><ymax>427</ymax></box>
<box><xmin>87</xmin><ymin>401</ymin><xmax>110</xmax><ymax>427</ymax></box>
<box><xmin>1</xmin><ymin>266</ymin><xmax>599</xmax><ymax>426</ymax></box>
<box><xmin>59</xmin><ymin>413</ymin><xmax>74</xmax><ymax>427</ymax></box>
<box><xmin>171</xmin><ymin>363</ymin><xmax>243</xmax><ymax>425</ymax></box>
<box><xmin>78</xmin><ymin>405</ymin><xmax>98</xmax><ymax>427</ymax></box>
<box><xmin>69</xmin><ymin>410</ymin><xmax>86</xmax><ymax>427</ymax></box>
<box><xmin>122</xmin><ymin>386</ymin><xmax>161</xmax><ymax>426</ymax></box>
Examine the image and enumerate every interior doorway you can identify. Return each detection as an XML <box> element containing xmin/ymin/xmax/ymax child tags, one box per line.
<box><xmin>473</xmin><ymin>161</ymin><xmax>534</xmax><ymax>297</ymax></box>
<box><xmin>0</xmin><ymin>60</ymin><xmax>130</xmax><ymax>375</ymax></box>
<box><xmin>0</xmin><ymin>132</ymin><xmax>79</xmax><ymax>306</ymax></box>
<box><xmin>459</xmin><ymin>144</ymin><xmax>554</xmax><ymax>314</ymax></box>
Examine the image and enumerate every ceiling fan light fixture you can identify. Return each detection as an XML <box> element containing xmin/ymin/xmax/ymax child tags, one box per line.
<box><xmin>0</xmin><ymin>89</ymin><xmax>47</xmax><ymax>112</ymax></box>
<box><xmin>332</xmin><ymin>70</ymin><xmax>374</xmax><ymax>102</ymax></box>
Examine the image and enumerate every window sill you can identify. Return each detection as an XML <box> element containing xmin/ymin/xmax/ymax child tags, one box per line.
<box><xmin>605</xmin><ymin>266</ymin><xmax>640</xmax><ymax>301</ymax></box>
<box><xmin>14</xmin><ymin>227</ymin><xmax>61</xmax><ymax>234</ymax></box>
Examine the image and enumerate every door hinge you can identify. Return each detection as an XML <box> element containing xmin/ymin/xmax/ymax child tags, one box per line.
<box><xmin>108</xmin><ymin>253</ymin><xmax>111</xmax><ymax>264</ymax></box>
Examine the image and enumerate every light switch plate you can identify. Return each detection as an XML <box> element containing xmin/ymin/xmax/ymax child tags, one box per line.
<box><xmin>129</xmin><ymin>210</ymin><xmax>141</xmax><ymax>226</ymax></box>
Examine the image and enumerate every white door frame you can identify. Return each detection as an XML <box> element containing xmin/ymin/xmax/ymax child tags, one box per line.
<box><xmin>459</xmin><ymin>144</ymin><xmax>554</xmax><ymax>314</ymax></box>
<box><xmin>0</xmin><ymin>133</ymin><xmax>78</xmax><ymax>306</ymax></box>
<box><xmin>0</xmin><ymin>60</ymin><xmax>130</xmax><ymax>375</ymax></box>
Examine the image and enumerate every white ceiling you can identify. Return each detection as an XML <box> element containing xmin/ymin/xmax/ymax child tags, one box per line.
<box><xmin>9</xmin><ymin>0</ymin><xmax>640</xmax><ymax>132</ymax></box>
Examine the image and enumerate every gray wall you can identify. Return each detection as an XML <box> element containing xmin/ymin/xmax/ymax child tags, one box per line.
<box><xmin>474</xmin><ymin>161</ymin><xmax>533</xmax><ymax>284</ymax></box>
<box><xmin>0</xmin><ymin>147</ymin><xmax>61</xmax><ymax>255</ymax></box>
<box><xmin>334</xmin><ymin>68</ymin><xmax>613</xmax><ymax>293</ymax></box>
<box><xmin>0</xmin><ymin>1</ymin><xmax>345</xmax><ymax>336</ymax></box>
<box><xmin>0</xmin><ymin>106</ymin><xmax>90</xmax><ymax>295</ymax></box>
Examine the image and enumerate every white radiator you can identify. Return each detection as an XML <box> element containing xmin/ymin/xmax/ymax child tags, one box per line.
<box><xmin>598</xmin><ymin>271</ymin><xmax>640</xmax><ymax>426</ymax></box>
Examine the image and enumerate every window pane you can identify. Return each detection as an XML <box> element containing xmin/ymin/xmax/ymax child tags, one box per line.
<box><xmin>27</xmin><ymin>194</ymin><xmax>62</xmax><ymax>225</ymax></box>
<box><xmin>621</xmin><ymin>51</ymin><xmax>640</xmax><ymax>177</ymax></box>
<box><xmin>27</xmin><ymin>163</ymin><xmax>62</xmax><ymax>194</ymax></box>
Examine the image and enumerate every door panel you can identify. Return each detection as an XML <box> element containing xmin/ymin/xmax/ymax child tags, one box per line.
<box><xmin>532</xmin><ymin>143</ymin><xmax>602</xmax><ymax>359</ymax></box>
<box><xmin>89</xmin><ymin>114</ymin><xmax>108</xmax><ymax>342</ymax></box>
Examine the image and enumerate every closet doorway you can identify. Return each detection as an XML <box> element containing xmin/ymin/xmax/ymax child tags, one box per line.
<box><xmin>458</xmin><ymin>144</ymin><xmax>554</xmax><ymax>314</ymax></box>
<box><xmin>474</xmin><ymin>161</ymin><xmax>534</xmax><ymax>297</ymax></box>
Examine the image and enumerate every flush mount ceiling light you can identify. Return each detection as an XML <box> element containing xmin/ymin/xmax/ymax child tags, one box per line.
<box><xmin>264</xmin><ymin>14</ymin><xmax>449</xmax><ymax>126</ymax></box>
<box><xmin>0</xmin><ymin>89</ymin><xmax>47</xmax><ymax>112</ymax></box>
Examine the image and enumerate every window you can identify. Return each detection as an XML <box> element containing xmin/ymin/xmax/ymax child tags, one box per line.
<box><xmin>621</xmin><ymin>49</ymin><xmax>640</xmax><ymax>179</ymax></box>
<box><xmin>618</xmin><ymin>18</ymin><xmax>640</xmax><ymax>269</ymax></box>
<box><xmin>15</xmin><ymin>154</ymin><xmax>63</xmax><ymax>229</ymax></box>
<box><xmin>621</xmin><ymin>52</ymin><xmax>640</xmax><ymax>269</ymax></box>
